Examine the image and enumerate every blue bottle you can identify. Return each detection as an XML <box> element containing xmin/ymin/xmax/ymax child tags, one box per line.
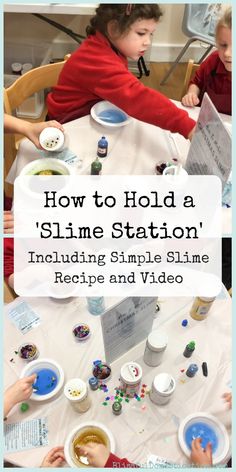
<box><xmin>97</xmin><ymin>136</ymin><xmax>108</xmax><ymax>158</ymax></box>
<box><xmin>87</xmin><ymin>297</ymin><xmax>105</xmax><ymax>315</ymax></box>
<box><xmin>186</xmin><ymin>363</ymin><xmax>198</xmax><ymax>378</ymax></box>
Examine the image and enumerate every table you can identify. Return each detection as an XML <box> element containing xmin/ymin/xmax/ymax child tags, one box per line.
<box><xmin>6</xmin><ymin>101</ymin><xmax>232</xmax><ymax>235</ymax></box>
<box><xmin>4</xmin><ymin>292</ymin><xmax>232</xmax><ymax>467</ymax></box>
<box><xmin>4</xmin><ymin>4</ymin><xmax>96</xmax><ymax>14</ymax></box>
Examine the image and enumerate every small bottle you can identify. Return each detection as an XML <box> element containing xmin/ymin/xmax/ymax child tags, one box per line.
<box><xmin>21</xmin><ymin>63</ymin><xmax>33</xmax><ymax>74</ymax></box>
<box><xmin>183</xmin><ymin>341</ymin><xmax>195</xmax><ymax>358</ymax></box>
<box><xmin>87</xmin><ymin>297</ymin><xmax>105</xmax><ymax>315</ymax></box>
<box><xmin>97</xmin><ymin>136</ymin><xmax>108</xmax><ymax>158</ymax></box>
<box><xmin>190</xmin><ymin>296</ymin><xmax>216</xmax><ymax>320</ymax></box>
<box><xmin>112</xmin><ymin>401</ymin><xmax>122</xmax><ymax>415</ymax></box>
<box><xmin>186</xmin><ymin>364</ymin><xmax>198</xmax><ymax>378</ymax></box>
<box><xmin>88</xmin><ymin>376</ymin><xmax>99</xmax><ymax>391</ymax></box>
<box><xmin>91</xmin><ymin>157</ymin><xmax>102</xmax><ymax>175</ymax></box>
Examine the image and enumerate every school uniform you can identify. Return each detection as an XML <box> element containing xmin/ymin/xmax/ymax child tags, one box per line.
<box><xmin>190</xmin><ymin>50</ymin><xmax>231</xmax><ymax>115</ymax></box>
<box><xmin>47</xmin><ymin>31</ymin><xmax>195</xmax><ymax>138</ymax></box>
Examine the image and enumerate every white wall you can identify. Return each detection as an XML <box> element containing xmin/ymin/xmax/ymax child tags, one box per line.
<box><xmin>4</xmin><ymin>3</ymin><xmax>231</xmax><ymax>64</ymax></box>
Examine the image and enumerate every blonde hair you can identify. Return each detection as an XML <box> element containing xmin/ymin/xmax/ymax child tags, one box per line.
<box><xmin>215</xmin><ymin>7</ymin><xmax>231</xmax><ymax>38</ymax></box>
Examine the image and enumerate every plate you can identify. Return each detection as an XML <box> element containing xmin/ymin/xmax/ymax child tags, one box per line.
<box><xmin>20</xmin><ymin>358</ymin><xmax>64</xmax><ymax>401</ymax></box>
<box><xmin>90</xmin><ymin>101</ymin><xmax>132</xmax><ymax>128</ymax></box>
<box><xmin>178</xmin><ymin>412</ymin><xmax>230</xmax><ymax>465</ymax></box>
<box><xmin>64</xmin><ymin>421</ymin><xmax>115</xmax><ymax>467</ymax></box>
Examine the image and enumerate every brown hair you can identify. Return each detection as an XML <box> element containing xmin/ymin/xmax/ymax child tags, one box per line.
<box><xmin>86</xmin><ymin>4</ymin><xmax>163</xmax><ymax>37</ymax></box>
<box><xmin>215</xmin><ymin>7</ymin><xmax>231</xmax><ymax>38</ymax></box>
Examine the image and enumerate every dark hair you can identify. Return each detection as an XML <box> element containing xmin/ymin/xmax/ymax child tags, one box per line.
<box><xmin>86</xmin><ymin>4</ymin><xmax>163</xmax><ymax>36</ymax></box>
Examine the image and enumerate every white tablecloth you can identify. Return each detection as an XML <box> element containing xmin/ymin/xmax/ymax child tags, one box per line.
<box><xmin>6</xmin><ymin>101</ymin><xmax>231</xmax><ymax>235</ymax></box>
<box><xmin>4</xmin><ymin>292</ymin><xmax>232</xmax><ymax>467</ymax></box>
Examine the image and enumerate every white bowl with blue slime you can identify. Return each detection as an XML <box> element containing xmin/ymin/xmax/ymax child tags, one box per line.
<box><xmin>20</xmin><ymin>358</ymin><xmax>65</xmax><ymax>401</ymax></box>
<box><xmin>178</xmin><ymin>412</ymin><xmax>230</xmax><ymax>465</ymax></box>
<box><xmin>90</xmin><ymin>101</ymin><xmax>132</xmax><ymax>128</ymax></box>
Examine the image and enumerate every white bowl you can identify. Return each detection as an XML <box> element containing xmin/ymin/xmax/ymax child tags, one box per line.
<box><xmin>91</xmin><ymin>101</ymin><xmax>132</xmax><ymax>128</ymax></box>
<box><xmin>64</xmin><ymin>421</ymin><xmax>115</xmax><ymax>467</ymax></box>
<box><xmin>20</xmin><ymin>358</ymin><xmax>64</xmax><ymax>401</ymax></box>
<box><xmin>20</xmin><ymin>157</ymin><xmax>73</xmax><ymax>176</ymax></box>
<box><xmin>178</xmin><ymin>412</ymin><xmax>230</xmax><ymax>465</ymax></box>
<box><xmin>39</xmin><ymin>127</ymin><xmax>65</xmax><ymax>151</ymax></box>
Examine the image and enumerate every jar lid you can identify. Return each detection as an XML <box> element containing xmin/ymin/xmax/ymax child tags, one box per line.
<box><xmin>11</xmin><ymin>62</ymin><xmax>22</xmax><ymax>72</ymax></box>
<box><xmin>120</xmin><ymin>362</ymin><xmax>142</xmax><ymax>384</ymax></box>
<box><xmin>22</xmin><ymin>62</ymin><xmax>33</xmax><ymax>71</ymax></box>
<box><xmin>147</xmin><ymin>331</ymin><xmax>168</xmax><ymax>351</ymax></box>
<box><xmin>64</xmin><ymin>378</ymin><xmax>87</xmax><ymax>401</ymax></box>
<box><xmin>153</xmin><ymin>373</ymin><xmax>175</xmax><ymax>396</ymax></box>
<box><xmin>198</xmin><ymin>296</ymin><xmax>216</xmax><ymax>302</ymax></box>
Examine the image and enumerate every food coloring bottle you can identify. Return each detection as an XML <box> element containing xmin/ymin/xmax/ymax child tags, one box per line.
<box><xmin>186</xmin><ymin>363</ymin><xmax>198</xmax><ymax>378</ymax></box>
<box><xmin>183</xmin><ymin>341</ymin><xmax>195</xmax><ymax>358</ymax></box>
<box><xmin>97</xmin><ymin>136</ymin><xmax>108</xmax><ymax>158</ymax></box>
<box><xmin>91</xmin><ymin>157</ymin><xmax>102</xmax><ymax>175</ymax></box>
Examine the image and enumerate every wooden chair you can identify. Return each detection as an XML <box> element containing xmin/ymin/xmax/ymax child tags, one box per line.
<box><xmin>182</xmin><ymin>59</ymin><xmax>200</xmax><ymax>98</ymax></box>
<box><xmin>4</xmin><ymin>55</ymin><xmax>70</xmax><ymax>197</ymax></box>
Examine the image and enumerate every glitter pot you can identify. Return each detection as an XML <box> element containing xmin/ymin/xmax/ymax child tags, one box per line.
<box><xmin>143</xmin><ymin>331</ymin><xmax>168</xmax><ymax>367</ymax></box>
<box><xmin>18</xmin><ymin>342</ymin><xmax>39</xmax><ymax>362</ymax></box>
<box><xmin>92</xmin><ymin>362</ymin><xmax>111</xmax><ymax>384</ymax></box>
<box><xmin>64</xmin><ymin>378</ymin><xmax>91</xmax><ymax>413</ymax></box>
<box><xmin>112</xmin><ymin>401</ymin><xmax>122</xmax><ymax>415</ymax></box>
<box><xmin>150</xmin><ymin>373</ymin><xmax>176</xmax><ymax>405</ymax></box>
<box><xmin>73</xmin><ymin>323</ymin><xmax>91</xmax><ymax>342</ymax></box>
<box><xmin>119</xmin><ymin>362</ymin><xmax>142</xmax><ymax>398</ymax></box>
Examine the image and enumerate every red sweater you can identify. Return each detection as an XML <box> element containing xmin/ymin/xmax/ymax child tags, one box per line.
<box><xmin>47</xmin><ymin>32</ymin><xmax>195</xmax><ymax>138</ymax></box>
<box><xmin>4</xmin><ymin>238</ymin><xmax>14</xmax><ymax>279</ymax></box>
<box><xmin>190</xmin><ymin>50</ymin><xmax>231</xmax><ymax>115</ymax></box>
<box><xmin>105</xmin><ymin>453</ymin><xmax>137</xmax><ymax>468</ymax></box>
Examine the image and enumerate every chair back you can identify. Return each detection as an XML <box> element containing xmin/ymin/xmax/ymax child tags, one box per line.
<box><xmin>182</xmin><ymin>59</ymin><xmax>200</xmax><ymax>97</ymax></box>
<box><xmin>182</xmin><ymin>3</ymin><xmax>220</xmax><ymax>45</ymax></box>
<box><xmin>4</xmin><ymin>59</ymin><xmax>67</xmax><ymax>114</ymax></box>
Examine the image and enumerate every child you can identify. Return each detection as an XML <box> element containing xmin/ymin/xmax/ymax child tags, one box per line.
<box><xmin>47</xmin><ymin>4</ymin><xmax>196</xmax><ymax>139</ymax></box>
<box><xmin>78</xmin><ymin>392</ymin><xmax>232</xmax><ymax>467</ymax></box>
<box><xmin>4</xmin><ymin>114</ymin><xmax>64</xmax><ymax>233</ymax></box>
<box><xmin>4</xmin><ymin>377</ymin><xmax>65</xmax><ymax>467</ymax></box>
<box><xmin>182</xmin><ymin>8</ymin><xmax>231</xmax><ymax>115</ymax></box>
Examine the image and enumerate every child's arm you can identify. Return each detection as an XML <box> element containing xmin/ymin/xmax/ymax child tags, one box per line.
<box><xmin>4</xmin><ymin>374</ymin><xmax>37</xmax><ymax>418</ymax></box>
<box><xmin>4</xmin><ymin>211</ymin><xmax>14</xmax><ymax>234</ymax></box>
<box><xmin>190</xmin><ymin>438</ymin><xmax>212</xmax><ymax>467</ymax></box>
<box><xmin>4</xmin><ymin>114</ymin><xmax>64</xmax><ymax>149</ymax></box>
<box><xmin>78</xmin><ymin>443</ymin><xmax>138</xmax><ymax>468</ymax></box>
<box><xmin>40</xmin><ymin>447</ymin><xmax>65</xmax><ymax>467</ymax></box>
<box><xmin>182</xmin><ymin>84</ymin><xmax>200</xmax><ymax>107</ymax></box>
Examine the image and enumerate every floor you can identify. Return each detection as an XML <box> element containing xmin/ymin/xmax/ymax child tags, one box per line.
<box><xmin>140</xmin><ymin>62</ymin><xmax>187</xmax><ymax>101</ymax></box>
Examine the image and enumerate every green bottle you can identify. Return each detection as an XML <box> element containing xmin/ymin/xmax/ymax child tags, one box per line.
<box><xmin>91</xmin><ymin>157</ymin><xmax>102</xmax><ymax>175</ymax></box>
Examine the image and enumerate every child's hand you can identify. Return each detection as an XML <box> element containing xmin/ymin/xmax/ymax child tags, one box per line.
<box><xmin>222</xmin><ymin>392</ymin><xmax>232</xmax><ymax>409</ymax></box>
<box><xmin>40</xmin><ymin>447</ymin><xmax>65</xmax><ymax>467</ymax></box>
<box><xmin>4</xmin><ymin>211</ymin><xmax>14</xmax><ymax>234</ymax></box>
<box><xmin>4</xmin><ymin>374</ymin><xmax>37</xmax><ymax>416</ymax></box>
<box><xmin>78</xmin><ymin>443</ymin><xmax>110</xmax><ymax>467</ymax></box>
<box><xmin>182</xmin><ymin>93</ymin><xmax>200</xmax><ymax>107</ymax></box>
<box><xmin>190</xmin><ymin>438</ymin><xmax>213</xmax><ymax>466</ymax></box>
<box><xmin>25</xmin><ymin>121</ymin><xmax>64</xmax><ymax>149</ymax></box>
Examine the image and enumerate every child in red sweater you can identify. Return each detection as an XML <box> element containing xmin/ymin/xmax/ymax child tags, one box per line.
<box><xmin>47</xmin><ymin>4</ymin><xmax>195</xmax><ymax>140</ymax></box>
<box><xmin>182</xmin><ymin>8</ymin><xmax>231</xmax><ymax>115</ymax></box>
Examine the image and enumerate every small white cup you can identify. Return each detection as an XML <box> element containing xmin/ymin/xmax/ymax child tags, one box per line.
<box><xmin>39</xmin><ymin>127</ymin><xmax>65</xmax><ymax>152</ymax></box>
